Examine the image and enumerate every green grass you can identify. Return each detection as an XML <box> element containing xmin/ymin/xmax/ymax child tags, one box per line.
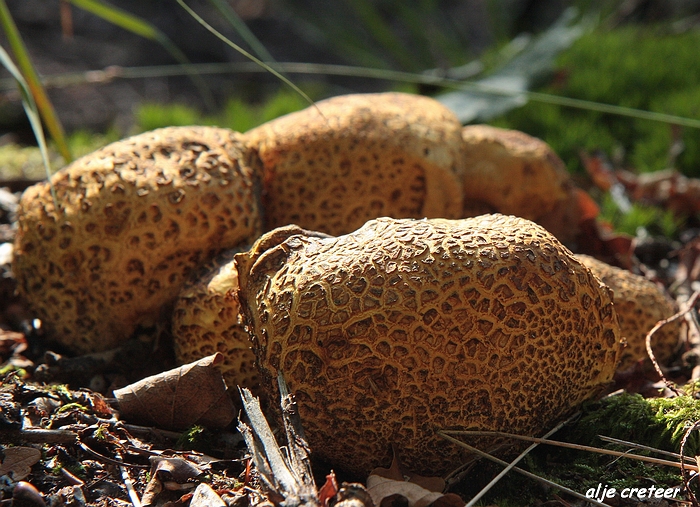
<box><xmin>135</xmin><ymin>87</ymin><xmax>314</xmax><ymax>134</ymax></box>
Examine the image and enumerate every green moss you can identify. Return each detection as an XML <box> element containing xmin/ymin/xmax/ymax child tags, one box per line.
<box><xmin>176</xmin><ymin>425</ymin><xmax>206</xmax><ymax>449</ymax></box>
<box><xmin>493</xmin><ymin>25</ymin><xmax>700</xmax><ymax>177</ymax></box>
<box><xmin>469</xmin><ymin>392</ymin><xmax>700</xmax><ymax>505</ymax></box>
<box><xmin>134</xmin><ymin>87</ymin><xmax>318</xmax><ymax>135</ymax></box>
<box><xmin>599</xmin><ymin>193</ymin><xmax>682</xmax><ymax>238</ymax></box>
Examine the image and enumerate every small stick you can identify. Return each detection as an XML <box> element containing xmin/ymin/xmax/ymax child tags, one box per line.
<box><xmin>597</xmin><ymin>435</ymin><xmax>689</xmax><ymax>462</ymax></box>
<box><xmin>119</xmin><ymin>463</ymin><xmax>142</xmax><ymax>507</ymax></box>
<box><xmin>462</xmin><ymin>417</ymin><xmax>571</xmax><ymax>507</ymax></box>
<box><xmin>646</xmin><ymin>289</ymin><xmax>700</xmax><ymax>394</ymax></box>
<box><xmin>437</xmin><ymin>432</ymin><xmax>611</xmax><ymax>507</ymax></box>
<box><xmin>443</xmin><ymin>430</ymin><xmax>699</xmax><ymax>472</ymax></box>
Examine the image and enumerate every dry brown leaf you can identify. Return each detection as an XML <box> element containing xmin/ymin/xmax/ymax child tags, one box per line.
<box><xmin>368</xmin><ymin>454</ymin><xmax>464</xmax><ymax>507</ymax></box>
<box><xmin>575</xmin><ymin>218</ymin><xmax>634</xmax><ymax>270</ymax></box>
<box><xmin>618</xmin><ymin>168</ymin><xmax>700</xmax><ymax>216</ymax></box>
<box><xmin>0</xmin><ymin>330</ymin><xmax>26</xmax><ymax>356</ymax></box>
<box><xmin>113</xmin><ymin>353</ymin><xmax>235</xmax><ymax>430</ymax></box>
<box><xmin>366</xmin><ymin>476</ymin><xmax>464</xmax><ymax>507</ymax></box>
<box><xmin>0</xmin><ymin>446</ymin><xmax>41</xmax><ymax>481</ymax></box>
<box><xmin>190</xmin><ymin>483</ymin><xmax>226</xmax><ymax>507</ymax></box>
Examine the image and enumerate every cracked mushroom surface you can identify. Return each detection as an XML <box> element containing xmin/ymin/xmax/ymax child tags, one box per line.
<box><xmin>235</xmin><ymin>215</ymin><xmax>622</xmax><ymax>476</ymax></box>
<box><xmin>13</xmin><ymin>126</ymin><xmax>262</xmax><ymax>354</ymax></box>
<box><xmin>575</xmin><ymin>254</ymin><xmax>680</xmax><ymax>371</ymax></box>
<box><xmin>245</xmin><ymin>92</ymin><xmax>465</xmax><ymax>235</ymax></box>
<box><xmin>461</xmin><ymin>125</ymin><xmax>581</xmax><ymax>242</ymax></box>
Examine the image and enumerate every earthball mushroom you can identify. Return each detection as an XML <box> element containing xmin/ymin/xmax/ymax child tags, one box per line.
<box><xmin>172</xmin><ymin>227</ymin><xmax>331</xmax><ymax>397</ymax></box>
<box><xmin>235</xmin><ymin>215</ymin><xmax>622</xmax><ymax>476</ymax></box>
<box><xmin>575</xmin><ymin>254</ymin><xmax>680</xmax><ymax>371</ymax></box>
<box><xmin>244</xmin><ymin>92</ymin><xmax>465</xmax><ymax>235</ymax></box>
<box><xmin>13</xmin><ymin>126</ymin><xmax>262</xmax><ymax>354</ymax></box>
<box><xmin>461</xmin><ymin>125</ymin><xmax>582</xmax><ymax>242</ymax></box>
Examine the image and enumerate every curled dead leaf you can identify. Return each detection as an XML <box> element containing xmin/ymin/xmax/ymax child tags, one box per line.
<box><xmin>190</xmin><ymin>483</ymin><xmax>227</xmax><ymax>507</ymax></box>
<box><xmin>366</xmin><ymin>476</ymin><xmax>464</xmax><ymax>507</ymax></box>
<box><xmin>113</xmin><ymin>353</ymin><xmax>235</xmax><ymax>430</ymax></box>
<box><xmin>368</xmin><ymin>454</ymin><xmax>464</xmax><ymax>507</ymax></box>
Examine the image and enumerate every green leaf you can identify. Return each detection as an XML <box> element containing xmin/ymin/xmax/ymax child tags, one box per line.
<box><xmin>438</xmin><ymin>8</ymin><xmax>589</xmax><ymax>123</ymax></box>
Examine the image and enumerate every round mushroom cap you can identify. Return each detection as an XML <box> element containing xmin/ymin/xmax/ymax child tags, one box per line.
<box><xmin>13</xmin><ymin>126</ymin><xmax>263</xmax><ymax>354</ymax></box>
<box><xmin>236</xmin><ymin>215</ymin><xmax>622</xmax><ymax>476</ymax></box>
<box><xmin>171</xmin><ymin>247</ymin><xmax>260</xmax><ymax>396</ymax></box>
<box><xmin>461</xmin><ymin>125</ymin><xmax>579</xmax><ymax>240</ymax></box>
<box><xmin>245</xmin><ymin>92</ymin><xmax>465</xmax><ymax>235</ymax></box>
<box><xmin>575</xmin><ymin>254</ymin><xmax>680</xmax><ymax>371</ymax></box>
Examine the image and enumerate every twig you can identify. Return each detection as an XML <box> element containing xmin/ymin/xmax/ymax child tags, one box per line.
<box><xmin>597</xmin><ymin>435</ymin><xmax>690</xmax><ymax>462</ymax></box>
<box><xmin>77</xmin><ymin>441</ymin><xmax>149</xmax><ymax>469</ymax></box>
<box><xmin>119</xmin><ymin>462</ymin><xmax>142</xmax><ymax>507</ymax></box>
<box><xmin>437</xmin><ymin>432</ymin><xmax>611</xmax><ymax>507</ymax></box>
<box><xmin>646</xmin><ymin>289</ymin><xmax>700</xmax><ymax>394</ymax></box>
<box><xmin>8</xmin><ymin>428</ymin><xmax>78</xmax><ymax>443</ymax></box>
<box><xmin>461</xmin><ymin>416</ymin><xmax>572</xmax><ymax>507</ymax></box>
<box><xmin>443</xmin><ymin>430</ymin><xmax>699</xmax><ymax>472</ymax></box>
<box><xmin>680</xmin><ymin>421</ymin><xmax>700</xmax><ymax>507</ymax></box>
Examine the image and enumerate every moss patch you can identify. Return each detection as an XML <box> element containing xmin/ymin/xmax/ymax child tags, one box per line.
<box><xmin>467</xmin><ymin>391</ymin><xmax>700</xmax><ymax>505</ymax></box>
<box><xmin>492</xmin><ymin>25</ymin><xmax>700</xmax><ymax>177</ymax></box>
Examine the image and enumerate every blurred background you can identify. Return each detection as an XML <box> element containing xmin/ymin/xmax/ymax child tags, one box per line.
<box><xmin>2</xmin><ymin>0</ymin><xmax>700</xmax><ymax>205</ymax></box>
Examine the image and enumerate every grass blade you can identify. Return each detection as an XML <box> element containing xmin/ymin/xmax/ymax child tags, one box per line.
<box><xmin>207</xmin><ymin>0</ymin><xmax>275</xmax><ymax>63</ymax></box>
<box><xmin>0</xmin><ymin>44</ymin><xmax>57</xmax><ymax>204</ymax></box>
<box><xmin>176</xmin><ymin>0</ymin><xmax>318</xmax><ymax>113</ymax></box>
<box><xmin>67</xmin><ymin>0</ymin><xmax>215</xmax><ymax>109</ymax></box>
<box><xmin>0</xmin><ymin>0</ymin><xmax>71</xmax><ymax>163</ymax></box>
<box><xmin>9</xmin><ymin>60</ymin><xmax>700</xmax><ymax>131</ymax></box>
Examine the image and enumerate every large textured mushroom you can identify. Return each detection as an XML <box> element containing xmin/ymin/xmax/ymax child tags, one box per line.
<box><xmin>461</xmin><ymin>125</ymin><xmax>583</xmax><ymax>242</ymax></box>
<box><xmin>236</xmin><ymin>215</ymin><xmax>622</xmax><ymax>476</ymax></box>
<box><xmin>245</xmin><ymin>92</ymin><xmax>465</xmax><ymax>235</ymax></box>
<box><xmin>575</xmin><ymin>254</ymin><xmax>680</xmax><ymax>371</ymax></box>
<box><xmin>13</xmin><ymin>126</ymin><xmax>262</xmax><ymax>354</ymax></box>
<box><xmin>172</xmin><ymin>227</ymin><xmax>332</xmax><ymax>397</ymax></box>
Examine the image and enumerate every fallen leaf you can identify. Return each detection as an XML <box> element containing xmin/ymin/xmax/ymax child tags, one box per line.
<box><xmin>618</xmin><ymin>168</ymin><xmax>700</xmax><ymax>216</ymax></box>
<box><xmin>368</xmin><ymin>453</ymin><xmax>464</xmax><ymax>507</ymax></box>
<box><xmin>366</xmin><ymin>476</ymin><xmax>464</xmax><ymax>507</ymax></box>
<box><xmin>575</xmin><ymin>218</ymin><xmax>635</xmax><ymax>270</ymax></box>
<box><xmin>190</xmin><ymin>483</ymin><xmax>226</xmax><ymax>507</ymax></box>
<box><xmin>318</xmin><ymin>472</ymin><xmax>339</xmax><ymax>507</ymax></box>
<box><xmin>581</xmin><ymin>150</ymin><xmax>616</xmax><ymax>192</ymax></box>
<box><xmin>114</xmin><ymin>353</ymin><xmax>235</xmax><ymax>430</ymax></box>
<box><xmin>0</xmin><ymin>330</ymin><xmax>26</xmax><ymax>356</ymax></box>
<box><xmin>150</xmin><ymin>456</ymin><xmax>208</xmax><ymax>483</ymax></box>
<box><xmin>0</xmin><ymin>446</ymin><xmax>41</xmax><ymax>481</ymax></box>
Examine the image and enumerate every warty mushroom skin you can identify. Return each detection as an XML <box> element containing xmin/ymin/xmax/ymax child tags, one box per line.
<box><xmin>461</xmin><ymin>125</ymin><xmax>582</xmax><ymax>242</ymax></box>
<box><xmin>245</xmin><ymin>92</ymin><xmax>465</xmax><ymax>236</ymax></box>
<box><xmin>575</xmin><ymin>254</ymin><xmax>681</xmax><ymax>371</ymax></box>
<box><xmin>235</xmin><ymin>215</ymin><xmax>623</xmax><ymax>476</ymax></box>
<box><xmin>13</xmin><ymin>126</ymin><xmax>262</xmax><ymax>353</ymax></box>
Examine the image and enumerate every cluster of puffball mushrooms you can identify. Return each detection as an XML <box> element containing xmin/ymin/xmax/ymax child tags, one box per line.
<box><xmin>12</xmin><ymin>92</ymin><xmax>682</xmax><ymax>476</ymax></box>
